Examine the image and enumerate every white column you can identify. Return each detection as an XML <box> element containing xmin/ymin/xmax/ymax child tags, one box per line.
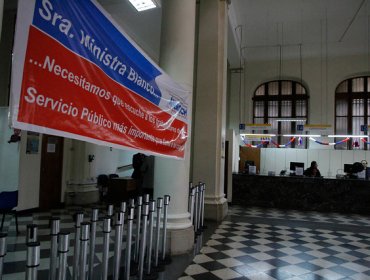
<box><xmin>0</xmin><ymin>0</ymin><xmax>3</xmax><ymax>43</ymax></box>
<box><xmin>192</xmin><ymin>0</ymin><xmax>228</xmax><ymax>221</ymax></box>
<box><xmin>154</xmin><ymin>0</ymin><xmax>196</xmax><ymax>254</ymax></box>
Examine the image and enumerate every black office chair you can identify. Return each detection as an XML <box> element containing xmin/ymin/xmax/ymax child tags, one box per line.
<box><xmin>97</xmin><ymin>174</ymin><xmax>109</xmax><ymax>202</ymax></box>
<box><xmin>0</xmin><ymin>191</ymin><xmax>19</xmax><ymax>234</ymax></box>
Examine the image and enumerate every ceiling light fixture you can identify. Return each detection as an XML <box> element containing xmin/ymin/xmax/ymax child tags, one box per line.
<box><xmin>283</xmin><ymin>134</ymin><xmax>321</xmax><ymax>138</ymax></box>
<box><xmin>128</xmin><ymin>0</ymin><xmax>158</xmax><ymax>12</ymax></box>
<box><xmin>328</xmin><ymin>135</ymin><xmax>369</xmax><ymax>138</ymax></box>
<box><xmin>275</xmin><ymin>118</ymin><xmax>307</xmax><ymax>122</ymax></box>
<box><xmin>241</xmin><ymin>133</ymin><xmax>276</xmax><ymax>137</ymax></box>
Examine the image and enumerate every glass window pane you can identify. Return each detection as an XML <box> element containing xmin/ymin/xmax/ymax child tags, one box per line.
<box><xmin>268</xmin><ymin>118</ymin><xmax>278</xmax><ymax>132</ymax></box>
<box><xmin>255</xmin><ymin>85</ymin><xmax>264</xmax><ymax>96</ymax></box>
<box><xmin>296</xmin><ymin>100</ymin><xmax>307</xmax><ymax>117</ymax></box>
<box><xmin>336</xmin><ymin>81</ymin><xmax>348</xmax><ymax>93</ymax></box>
<box><xmin>352</xmin><ymin>117</ymin><xmax>364</xmax><ymax>149</ymax></box>
<box><xmin>336</xmin><ymin>98</ymin><xmax>347</xmax><ymax>116</ymax></box>
<box><xmin>281</xmin><ymin>100</ymin><xmax>292</xmax><ymax>117</ymax></box>
<box><xmin>352</xmin><ymin>78</ymin><xmax>364</xmax><ymax>92</ymax></box>
<box><xmin>281</xmin><ymin>81</ymin><xmax>292</xmax><ymax>95</ymax></box>
<box><xmin>253</xmin><ymin>118</ymin><xmax>264</xmax><ymax>124</ymax></box>
<box><xmin>268</xmin><ymin>81</ymin><xmax>279</xmax><ymax>95</ymax></box>
<box><xmin>268</xmin><ymin>101</ymin><xmax>278</xmax><ymax>117</ymax></box>
<box><xmin>352</xmin><ymin>99</ymin><xmax>364</xmax><ymax>116</ymax></box>
<box><xmin>280</xmin><ymin>121</ymin><xmax>291</xmax><ymax>134</ymax></box>
<box><xmin>336</xmin><ymin>117</ymin><xmax>347</xmax><ymax>134</ymax></box>
<box><xmin>352</xmin><ymin>117</ymin><xmax>363</xmax><ymax>135</ymax></box>
<box><xmin>296</xmin><ymin>83</ymin><xmax>306</xmax><ymax>95</ymax></box>
<box><xmin>254</xmin><ymin>101</ymin><xmax>264</xmax><ymax>117</ymax></box>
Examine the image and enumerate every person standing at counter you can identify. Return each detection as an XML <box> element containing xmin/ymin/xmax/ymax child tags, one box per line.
<box><xmin>304</xmin><ymin>161</ymin><xmax>321</xmax><ymax>177</ymax></box>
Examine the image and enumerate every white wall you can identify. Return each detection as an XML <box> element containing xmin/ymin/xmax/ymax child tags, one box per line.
<box><xmin>17</xmin><ymin>131</ymin><xmax>41</xmax><ymax>211</ymax></box>
<box><xmin>261</xmin><ymin>148</ymin><xmax>370</xmax><ymax>178</ymax></box>
<box><xmin>228</xmin><ymin>54</ymin><xmax>370</xmax><ymax>130</ymax></box>
<box><xmin>0</xmin><ymin>107</ymin><xmax>19</xmax><ymax>192</ymax></box>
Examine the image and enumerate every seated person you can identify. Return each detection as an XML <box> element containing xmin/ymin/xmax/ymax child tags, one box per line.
<box><xmin>304</xmin><ymin>161</ymin><xmax>321</xmax><ymax>177</ymax></box>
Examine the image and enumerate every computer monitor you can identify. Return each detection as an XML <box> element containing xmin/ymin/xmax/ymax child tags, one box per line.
<box><xmin>244</xmin><ymin>160</ymin><xmax>255</xmax><ymax>170</ymax></box>
<box><xmin>290</xmin><ymin>162</ymin><xmax>304</xmax><ymax>171</ymax></box>
<box><xmin>344</xmin><ymin>164</ymin><xmax>353</xmax><ymax>174</ymax></box>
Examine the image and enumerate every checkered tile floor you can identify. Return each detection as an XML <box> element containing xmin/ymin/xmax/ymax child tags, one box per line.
<box><xmin>1</xmin><ymin>205</ymin><xmax>134</xmax><ymax>280</ymax></box>
<box><xmin>180</xmin><ymin>206</ymin><xmax>370</xmax><ymax>280</ymax></box>
<box><xmin>3</xmin><ymin>205</ymin><xmax>370</xmax><ymax>280</ymax></box>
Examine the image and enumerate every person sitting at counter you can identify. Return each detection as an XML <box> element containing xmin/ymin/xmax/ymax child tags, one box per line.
<box><xmin>304</xmin><ymin>161</ymin><xmax>321</xmax><ymax>177</ymax></box>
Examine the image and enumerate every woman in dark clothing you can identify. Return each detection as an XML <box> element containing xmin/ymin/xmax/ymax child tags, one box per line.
<box><xmin>304</xmin><ymin>161</ymin><xmax>321</xmax><ymax>177</ymax></box>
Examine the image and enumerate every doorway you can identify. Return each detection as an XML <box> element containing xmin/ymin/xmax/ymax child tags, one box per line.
<box><xmin>39</xmin><ymin>135</ymin><xmax>64</xmax><ymax>210</ymax></box>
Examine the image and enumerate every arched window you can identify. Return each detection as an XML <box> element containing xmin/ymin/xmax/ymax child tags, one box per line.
<box><xmin>335</xmin><ymin>77</ymin><xmax>370</xmax><ymax>150</ymax></box>
<box><xmin>253</xmin><ymin>80</ymin><xmax>309</xmax><ymax>147</ymax></box>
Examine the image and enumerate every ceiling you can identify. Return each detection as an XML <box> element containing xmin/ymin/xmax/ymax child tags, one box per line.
<box><xmin>98</xmin><ymin>0</ymin><xmax>370</xmax><ymax>67</ymax></box>
<box><xmin>228</xmin><ymin>0</ymin><xmax>370</xmax><ymax>64</ymax></box>
<box><xmin>6</xmin><ymin>0</ymin><xmax>369</xmax><ymax>67</ymax></box>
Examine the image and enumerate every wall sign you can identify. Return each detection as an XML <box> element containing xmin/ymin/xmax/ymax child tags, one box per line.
<box><xmin>10</xmin><ymin>0</ymin><xmax>190</xmax><ymax>159</ymax></box>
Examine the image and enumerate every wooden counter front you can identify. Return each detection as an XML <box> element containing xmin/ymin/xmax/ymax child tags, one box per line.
<box><xmin>106</xmin><ymin>177</ymin><xmax>137</xmax><ymax>204</ymax></box>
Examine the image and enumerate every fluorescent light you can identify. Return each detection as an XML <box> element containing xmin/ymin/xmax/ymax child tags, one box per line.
<box><xmin>283</xmin><ymin>134</ymin><xmax>321</xmax><ymax>138</ymax></box>
<box><xmin>275</xmin><ymin>118</ymin><xmax>307</xmax><ymax>122</ymax></box>
<box><xmin>328</xmin><ymin>135</ymin><xmax>369</xmax><ymax>138</ymax></box>
<box><xmin>241</xmin><ymin>133</ymin><xmax>276</xmax><ymax>137</ymax></box>
<box><xmin>129</xmin><ymin>0</ymin><xmax>157</xmax><ymax>11</ymax></box>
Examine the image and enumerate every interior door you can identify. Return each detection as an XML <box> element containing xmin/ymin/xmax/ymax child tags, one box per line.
<box><xmin>39</xmin><ymin>135</ymin><xmax>64</xmax><ymax>210</ymax></box>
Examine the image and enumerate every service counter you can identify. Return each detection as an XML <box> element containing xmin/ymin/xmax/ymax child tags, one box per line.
<box><xmin>232</xmin><ymin>173</ymin><xmax>370</xmax><ymax>214</ymax></box>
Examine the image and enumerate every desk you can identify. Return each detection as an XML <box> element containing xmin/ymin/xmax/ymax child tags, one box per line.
<box><xmin>65</xmin><ymin>181</ymin><xmax>99</xmax><ymax>205</ymax></box>
<box><xmin>106</xmin><ymin>177</ymin><xmax>137</xmax><ymax>204</ymax></box>
<box><xmin>232</xmin><ymin>173</ymin><xmax>370</xmax><ymax>214</ymax></box>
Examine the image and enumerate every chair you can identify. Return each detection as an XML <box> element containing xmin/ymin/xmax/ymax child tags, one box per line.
<box><xmin>0</xmin><ymin>191</ymin><xmax>19</xmax><ymax>234</ymax></box>
<box><xmin>97</xmin><ymin>175</ymin><xmax>109</xmax><ymax>202</ymax></box>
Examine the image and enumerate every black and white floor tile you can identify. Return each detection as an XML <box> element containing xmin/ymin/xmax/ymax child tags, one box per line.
<box><xmin>2</xmin><ymin>204</ymin><xmax>370</xmax><ymax>280</ymax></box>
<box><xmin>180</xmin><ymin>206</ymin><xmax>370</xmax><ymax>280</ymax></box>
<box><xmin>2</xmin><ymin>205</ymin><xmax>121</xmax><ymax>280</ymax></box>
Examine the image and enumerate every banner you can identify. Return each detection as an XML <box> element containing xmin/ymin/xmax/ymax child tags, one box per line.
<box><xmin>10</xmin><ymin>0</ymin><xmax>190</xmax><ymax>159</ymax></box>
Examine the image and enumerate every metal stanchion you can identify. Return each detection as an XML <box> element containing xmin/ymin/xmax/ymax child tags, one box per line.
<box><xmin>153</xmin><ymin>197</ymin><xmax>163</xmax><ymax>271</ymax></box>
<box><xmin>101</xmin><ymin>216</ymin><xmax>111</xmax><ymax>280</ymax></box>
<box><xmin>129</xmin><ymin>198</ymin><xmax>135</xmax><ymax>209</ymax></box>
<box><xmin>49</xmin><ymin>217</ymin><xmax>60</xmax><ymax>280</ymax></box>
<box><xmin>88</xmin><ymin>208</ymin><xmax>99</xmax><ymax>280</ymax></box>
<box><xmin>194</xmin><ymin>185</ymin><xmax>199</xmax><ymax>234</ymax></box>
<box><xmin>0</xmin><ymin>233</ymin><xmax>7</xmax><ymax>280</ymax></box>
<box><xmin>138</xmin><ymin>203</ymin><xmax>149</xmax><ymax>280</ymax></box>
<box><xmin>26</xmin><ymin>224</ymin><xmax>38</xmax><ymax>244</ymax></box>
<box><xmin>120</xmin><ymin>201</ymin><xmax>127</xmax><ymax>243</ymax></box>
<box><xmin>107</xmin><ymin>204</ymin><xmax>114</xmax><ymax>227</ymax></box>
<box><xmin>200</xmin><ymin>183</ymin><xmax>207</xmax><ymax>230</ymax></box>
<box><xmin>113</xmin><ymin>212</ymin><xmax>124</xmax><ymax>280</ymax></box>
<box><xmin>189</xmin><ymin>183</ymin><xmax>195</xmax><ymax>226</ymax></box>
<box><xmin>144</xmin><ymin>194</ymin><xmax>150</xmax><ymax>204</ymax></box>
<box><xmin>161</xmin><ymin>195</ymin><xmax>171</xmax><ymax>264</ymax></box>
<box><xmin>134</xmin><ymin>196</ymin><xmax>143</xmax><ymax>263</ymax></box>
<box><xmin>197</xmin><ymin>183</ymin><xmax>202</xmax><ymax>233</ymax></box>
<box><xmin>25</xmin><ymin>241</ymin><xmax>40</xmax><ymax>280</ymax></box>
<box><xmin>124</xmin><ymin>207</ymin><xmax>134</xmax><ymax>280</ymax></box>
<box><xmin>73</xmin><ymin>211</ymin><xmax>84</xmax><ymax>280</ymax></box>
<box><xmin>57</xmin><ymin>231</ymin><xmax>70</xmax><ymax>280</ymax></box>
<box><xmin>79</xmin><ymin>222</ymin><xmax>90</xmax><ymax>280</ymax></box>
<box><xmin>144</xmin><ymin>200</ymin><xmax>158</xmax><ymax>280</ymax></box>
<box><xmin>107</xmin><ymin>204</ymin><xmax>114</xmax><ymax>217</ymax></box>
